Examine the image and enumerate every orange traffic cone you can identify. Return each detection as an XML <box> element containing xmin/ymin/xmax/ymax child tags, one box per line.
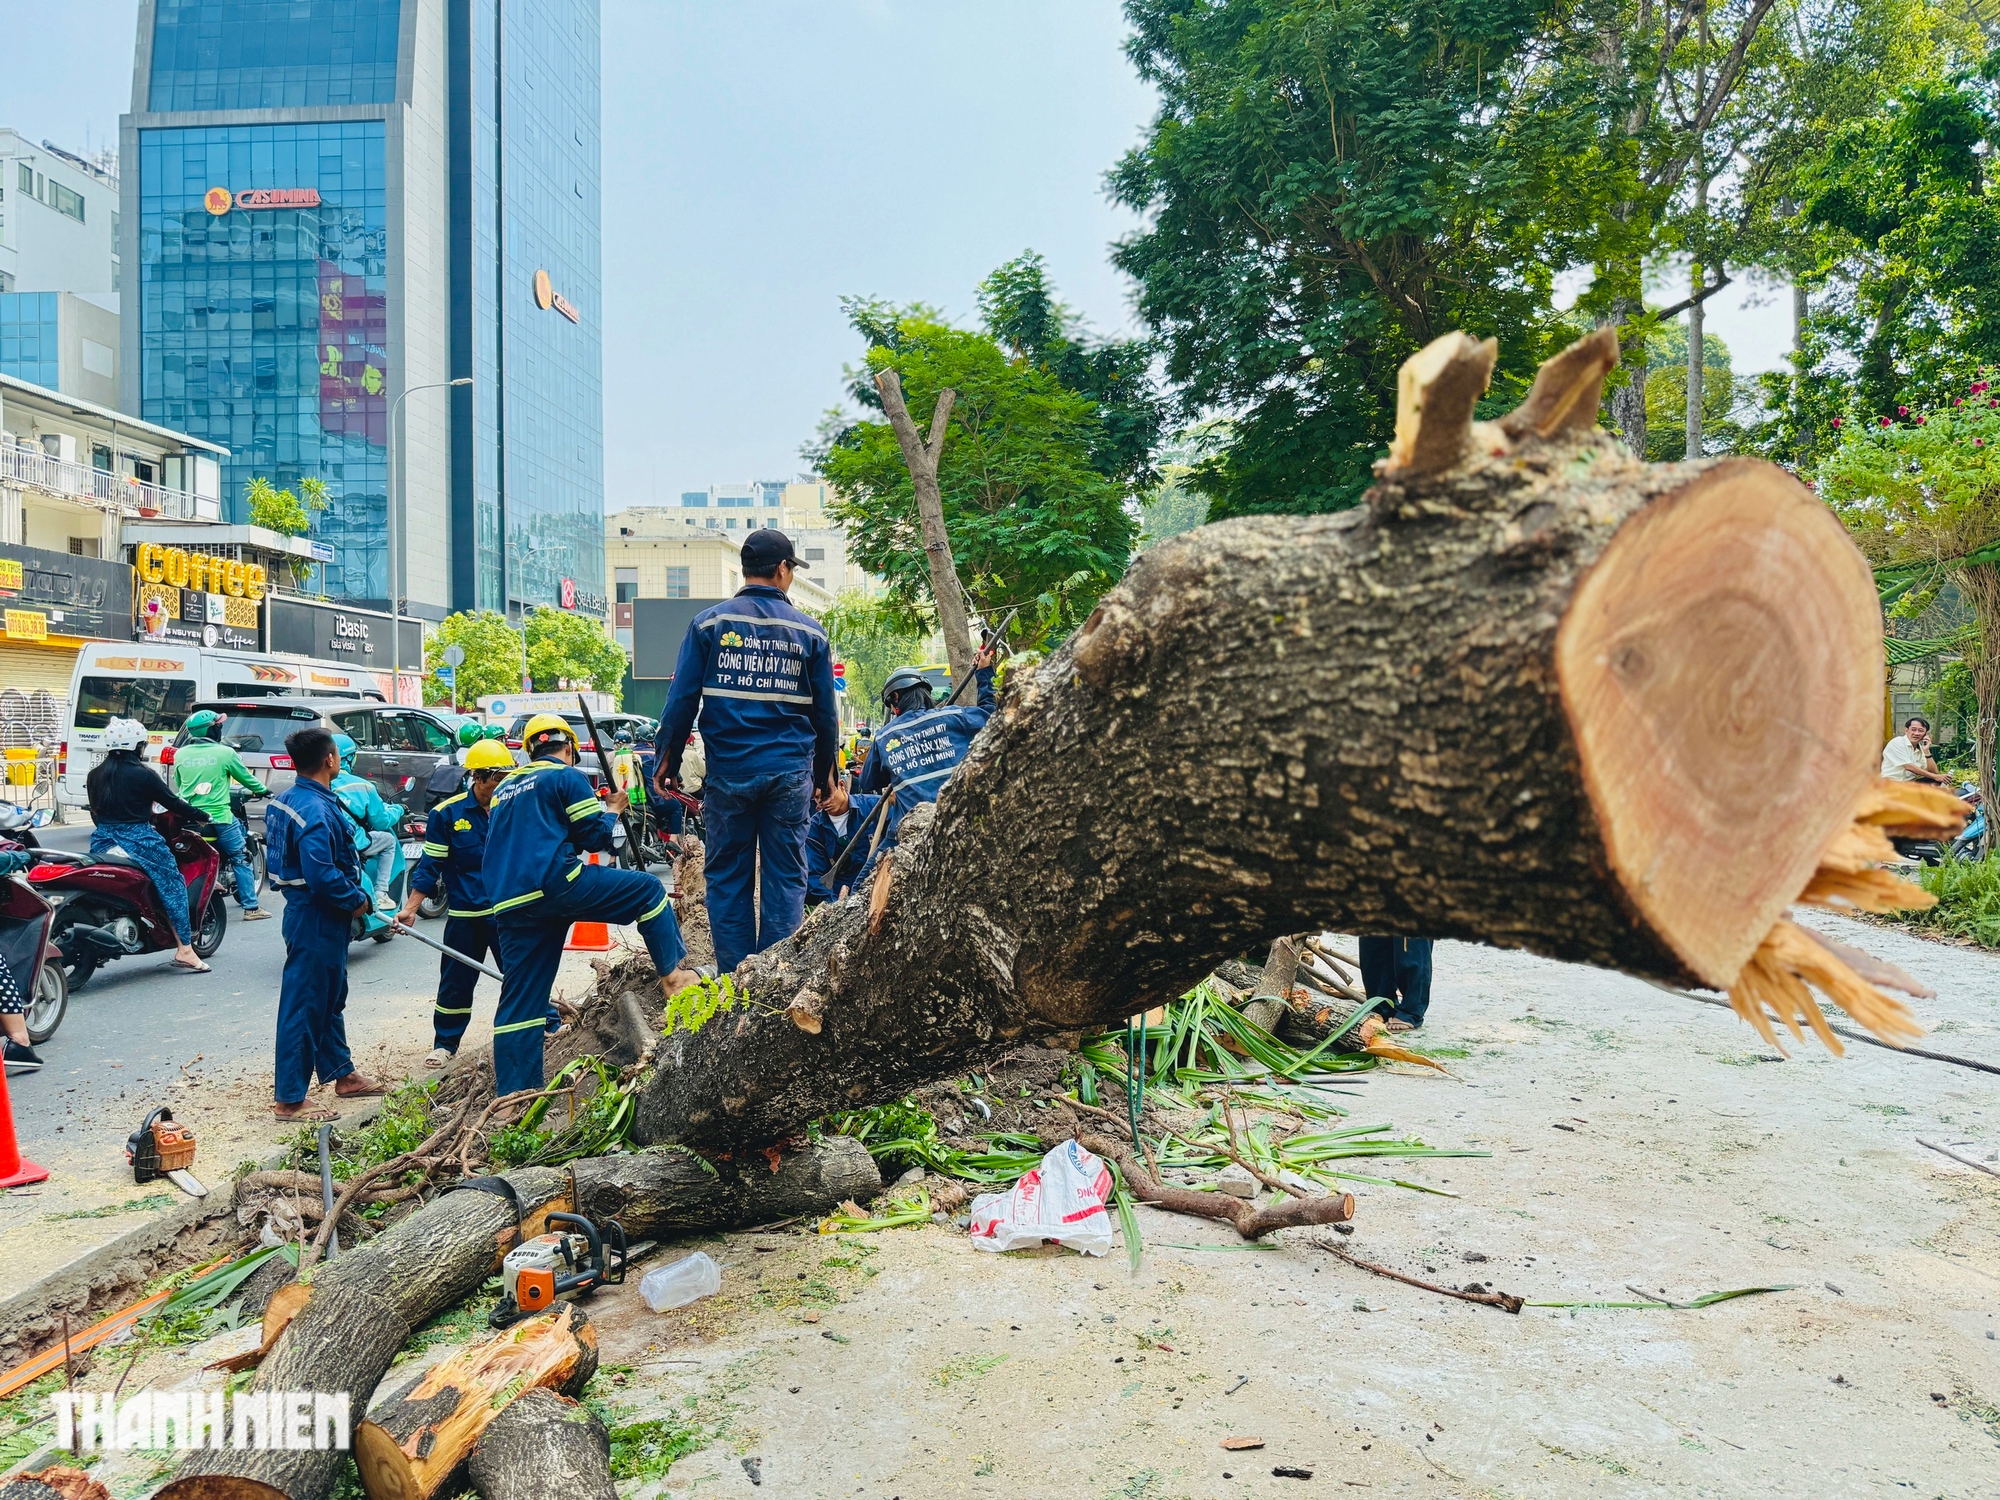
<box><xmin>564</xmin><ymin>849</ymin><xmax>613</xmax><ymax>952</ymax></box>
<box><xmin>0</xmin><ymin>1053</ymin><xmax>49</xmax><ymax>1188</ymax></box>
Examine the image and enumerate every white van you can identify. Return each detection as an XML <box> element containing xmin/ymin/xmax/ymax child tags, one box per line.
<box><xmin>60</xmin><ymin>641</ymin><xmax>389</xmax><ymax>806</ymax></box>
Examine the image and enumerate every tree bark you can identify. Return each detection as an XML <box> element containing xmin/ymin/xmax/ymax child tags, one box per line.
<box><xmin>353</xmin><ymin>1305</ymin><xmax>597</xmax><ymax>1500</ymax></box>
<box><xmin>633</xmin><ymin>328</ymin><xmax>1890</xmax><ymax>1156</ymax></box>
<box><xmin>467</xmin><ymin>1390</ymin><xmax>614</xmax><ymax>1500</ymax></box>
<box><xmin>874</xmin><ymin>369</ymin><xmax>976</xmax><ymax>684</ymax></box>
<box><xmin>569</xmin><ymin>1137</ymin><xmax>879</xmax><ymax>1236</ymax></box>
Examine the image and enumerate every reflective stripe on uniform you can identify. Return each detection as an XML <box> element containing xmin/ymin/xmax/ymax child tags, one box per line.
<box><xmin>703</xmin><ymin>611</ymin><xmax>826</xmax><ymax>640</ymax></box>
<box><xmin>422</xmin><ymin>842</ymin><xmax>449</xmax><ymax>857</ymax></box>
<box><xmin>701</xmin><ymin>686</ymin><xmax>815</xmax><ymax>706</ymax></box>
<box><xmin>270</xmin><ymin>877</ymin><xmax>308</xmax><ymax>888</ymax></box>
<box><xmin>433</xmin><ymin>1005</ymin><xmax>473</xmax><ymax>1016</ymax></box>
<box><xmin>491</xmin><ymin>1016</ymin><xmax>547</xmax><ymax>1036</ymax></box>
<box><xmin>268</xmin><ymin>800</ymin><xmax>307</xmax><ymax>827</ymax></box>
<box><xmin>446</xmin><ymin>905</ymin><xmax>495</xmax><ymax>919</ymax></box>
<box><xmin>492</xmin><ymin>889</ymin><xmax>544</xmax><ymax>912</ymax></box>
<box><xmin>640</xmin><ymin>888</ymin><xmax>672</xmax><ymax>922</ymax></box>
<box><xmin>564</xmin><ymin>798</ymin><xmax>601</xmax><ymax>821</ymax></box>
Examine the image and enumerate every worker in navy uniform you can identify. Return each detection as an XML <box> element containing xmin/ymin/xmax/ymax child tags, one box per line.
<box><xmin>394</xmin><ymin>738</ymin><xmax>516</xmax><ymax>1068</ymax></box>
<box><xmin>804</xmin><ymin>777</ymin><xmax>881</xmax><ymax>907</ymax></box>
<box><xmin>854</xmin><ymin>642</ymin><xmax>999</xmax><ymax>872</ymax></box>
<box><xmin>652</xmin><ymin>528</ymin><xmax>839</xmax><ymax>972</ymax></box>
<box><xmin>262</xmin><ymin>726</ymin><xmax>386</xmax><ymax>1121</ymax></box>
<box><xmin>486</xmin><ymin>714</ymin><xmax>697</xmax><ymax>1096</ymax></box>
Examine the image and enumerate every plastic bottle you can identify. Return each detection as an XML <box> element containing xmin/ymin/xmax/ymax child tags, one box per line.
<box><xmin>640</xmin><ymin>1251</ymin><xmax>722</xmax><ymax>1311</ymax></box>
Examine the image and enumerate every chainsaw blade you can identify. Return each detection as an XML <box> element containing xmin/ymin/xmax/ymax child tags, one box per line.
<box><xmin>166</xmin><ymin>1169</ymin><xmax>208</xmax><ymax>1199</ymax></box>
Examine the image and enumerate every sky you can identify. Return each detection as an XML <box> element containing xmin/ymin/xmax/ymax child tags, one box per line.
<box><xmin>4</xmin><ymin>0</ymin><xmax>1795</xmax><ymax>497</ymax></box>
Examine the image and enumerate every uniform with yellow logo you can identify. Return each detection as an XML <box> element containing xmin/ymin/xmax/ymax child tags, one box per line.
<box><xmin>408</xmin><ymin>790</ymin><xmax>502</xmax><ymax>1054</ymax></box>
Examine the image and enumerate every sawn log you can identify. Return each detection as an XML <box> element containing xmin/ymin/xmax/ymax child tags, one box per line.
<box><xmin>353</xmin><ymin>1304</ymin><xmax>597</xmax><ymax>1500</ymax></box>
<box><xmin>466</xmin><ymin>1389</ymin><xmax>615</xmax><ymax>1500</ymax></box>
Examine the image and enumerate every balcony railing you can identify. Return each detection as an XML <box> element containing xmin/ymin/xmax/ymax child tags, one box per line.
<box><xmin>0</xmin><ymin>441</ymin><xmax>220</xmax><ymax>521</ymax></box>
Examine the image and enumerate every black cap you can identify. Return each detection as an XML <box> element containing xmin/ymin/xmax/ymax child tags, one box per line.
<box><xmin>741</xmin><ymin>528</ymin><xmax>804</xmax><ymax>576</ymax></box>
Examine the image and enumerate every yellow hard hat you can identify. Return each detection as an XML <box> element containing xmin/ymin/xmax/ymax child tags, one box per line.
<box><xmin>520</xmin><ymin>712</ymin><xmax>579</xmax><ymax>752</ymax></box>
<box><xmin>464</xmin><ymin>740</ymin><xmax>515</xmax><ymax>771</ymax></box>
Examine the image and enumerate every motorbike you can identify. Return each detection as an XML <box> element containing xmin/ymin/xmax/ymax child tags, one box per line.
<box><xmin>202</xmin><ymin>791</ymin><xmax>267</xmax><ymax>909</ymax></box>
<box><xmin>402</xmin><ymin>811</ymin><xmax>448</xmax><ymax>922</ymax></box>
<box><xmin>0</xmin><ymin>804</ymin><xmax>47</xmax><ymax>849</ymax></box>
<box><xmin>347</xmin><ymin>814</ymin><xmax>411</xmax><ymax>947</ymax></box>
<box><xmin>1949</xmin><ymin>784</ymin><xmax>1987</xmax><ymax>861</ymax></box>
<box><xmin>1</xmin><ymin>858</ymin><xmax>68</xmax><ymax>1045</ymax></box>
<box><xmin>28</xmin><ymin>811</ymin><xmax>226</xmax><ymax>988</ymax></box>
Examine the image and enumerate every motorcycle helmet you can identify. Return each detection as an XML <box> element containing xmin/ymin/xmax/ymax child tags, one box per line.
<box><xmin>102</xmin><ymin>718</ymin><xmax>148</xmax><ymax>753</ymax></box>
<box><xmin>483</xmin><ymin>724</ymin><xmax>508</xmax><ymax>741</ymax></box>
<box><xmin>456</xmin><ymin>721</ymin><xmax>485</xmax><ymax>749</ymax></box>
<box><xmin>463</xmin><ymin>740</ymin><xmax>515</xmax><ymax>772</ymax></box>
<box><xmin>879</xmin><ymin>666</ymin><xmax>933</xmax><ymax>716</ymax></box>
<box><xmin>331</xmin><ymin>731</ymin><xmax>359</xmax><ymax>768</ymax></box>
<box><xmin>184</xmin><ymin>709</ymin><xmax>223</xmax><ymax>741</ymax></box>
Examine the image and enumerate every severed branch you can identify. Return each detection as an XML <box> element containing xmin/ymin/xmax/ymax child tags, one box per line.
<box><xmin>1380</xmin><ymin>331</ymin><xmax>1498</xmax><ymax>477</ymax></box>
<box><xmin>1499</xmin><ymin>325</ymin><xmax>1621</xmax><ymax>440</ymax></box>
<box><xmin>1069</xmin><ymin>1131</ymin><xmax>1354</xmax><ymax>1240</ymax></box>
<box><xmin>1313</xmin><ymin>1238</ymin><xmax>1524</xmax><ymax>1314</ymax></box>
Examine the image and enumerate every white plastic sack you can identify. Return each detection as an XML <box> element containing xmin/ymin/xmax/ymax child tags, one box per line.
<box><xmin>967</xmin><ymin>1139</ymin><xmax>1114</xmax><ymax>1257</ymax></box>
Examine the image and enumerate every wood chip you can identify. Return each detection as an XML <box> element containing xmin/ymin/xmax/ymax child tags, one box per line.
<box><xmin>1220</xmin><ymin>1437</ymin><xmax>1266</xmax><ymax>1451</ymax></box>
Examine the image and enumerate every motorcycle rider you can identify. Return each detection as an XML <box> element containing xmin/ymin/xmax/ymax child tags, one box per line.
<box><xmin>485</xmin><ymin>714</ymin><xmax>699</xmax><ymax>1096</ymax></box>
<box><xmin>853</xmin><ymin>643</ymin><xmax>998</xmax><ymax>874</ymax></box>
<box><xmin>263</xmin><ymin>726</ymin><xmax>385</xmax><ymax>1121</ymax></box>
<box><xmin>85</xmin><ymin>717</ymin><xmax>212</xmax><ymax>974</ymax></box>
<box><xmin>172</xmin><ymin>708</ymin><xmax>271</xmax><ymax>921</ymax></box>
<box><xmin>329</xmin><ymin>733</ymin><xmax>404</xmax><ymax>910</ymax></box>
<box><xmin>395</xmin><ymin>738</ymin><xmax>514</xmax><ymax>1068</ymax></box>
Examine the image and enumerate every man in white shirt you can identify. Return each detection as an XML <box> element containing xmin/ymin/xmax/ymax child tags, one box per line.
<box><xmin>1881</xmin><ymin>716</ymin><xmax>1953</xmax><ymax>784</ymax></box>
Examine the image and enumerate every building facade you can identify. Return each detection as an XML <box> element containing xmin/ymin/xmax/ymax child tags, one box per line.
<box><xmin>0</xmin><ymin>131</ymin><xmax>122</xmax><ymax>299</ymax></box>
<box><xmin>0</xmin><ymin>369</ymin><xmax>225</xmax><ymax>696</ymax></box>
<box><xmin>120</xmin><ymin>0</ymin><xmax>604</xmax><ymax>626</ymax></box>
<box><xmin>657</xmin><ymin>479</ymin><xmax>876</xmax><ymax>597</ymax></box>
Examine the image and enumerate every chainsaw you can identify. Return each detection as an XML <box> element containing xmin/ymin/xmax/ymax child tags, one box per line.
<box><xmin>489</xmin><ymin>1212</ymin><xmax>640</xmax><ymax>1328</ymax></box>
<box><xmin>126</xmin><ymin>1106</ymin><xmax>207</xmax><ymax>1198</ymax></box>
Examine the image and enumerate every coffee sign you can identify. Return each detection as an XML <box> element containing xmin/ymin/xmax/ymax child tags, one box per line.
<box><xmin>134</xmin><ymin>543</ymin><xmax>267</xmax><ymax>600</ymax></box>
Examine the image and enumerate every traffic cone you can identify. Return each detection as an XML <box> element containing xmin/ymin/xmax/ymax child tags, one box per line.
<box><xmin>564</xmin><ymin>850</ymin><xmax>614</xmax><ymax>952</ymax></box>
<box><xmin>0</xmin><ymin>1053</ymin><xmax>49</xmax><ymax>1188</ymax></box>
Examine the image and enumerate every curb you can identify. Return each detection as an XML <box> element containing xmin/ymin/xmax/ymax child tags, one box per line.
<box><xmin>0</xmin><ymin>1098</ymin><xmax>387</xmax><ymax>1369</ymax></box>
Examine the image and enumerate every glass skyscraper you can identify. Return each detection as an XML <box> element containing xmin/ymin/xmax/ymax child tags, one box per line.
<box><xmin>122</xmin><ymin>0</ymin><xmax>604</xmax><ymax>620</ymax></box>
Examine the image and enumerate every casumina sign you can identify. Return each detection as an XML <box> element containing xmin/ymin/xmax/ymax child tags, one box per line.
<box><xmin>205</xmin><ymin>187</ymin><xmax>322</xmax><ymax>215</ymax></box>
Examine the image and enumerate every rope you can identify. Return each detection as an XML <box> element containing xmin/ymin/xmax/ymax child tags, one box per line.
<box><xmin>1655</xmin><ymin>981</ymin><xmax>2000</xmax><ymax>1077</ymax></box>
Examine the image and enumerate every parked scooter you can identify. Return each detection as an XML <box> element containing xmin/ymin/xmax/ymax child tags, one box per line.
<box><xmin>0</xmin><ymin>805</ymin><xmax>48</xmax><ymax>849</ymax></box>
<box><xmin>1</xmin><ymin>852</ymin><xmax>68</xmax><ymax>1044</ymax></box>
<box><xmin>1949</xmin><ymin>784</ymin><xmax>1986</xmax><ymax>860</ymax></box>
<box><xmin>28</xmin><ymin>811</ymin><xmax>226</xmax><ymax>988</ymax></box>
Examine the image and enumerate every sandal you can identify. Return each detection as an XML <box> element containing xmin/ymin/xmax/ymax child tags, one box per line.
<box><xmin>171</xmin><ymin>956</ymin><xmax>212</xmax><ymax>974</ymax></box>
<box><xmin>334</xmin><ymin>1076</ymin><xmax>388</xmax><ymax>1098</ymax></box>
<box><xmin>1383</xmin><ymin>1018</ymin><xmax>1417</xmax><ymax>1033</ymax></box>
<box><xmin>423</xmin><ymin>1047</ymin><xmax>454</xmax><ymax>1069</ymax></box>
<box><xmin>273</xmin><ymin>1103</ymin><xmax>340</xmax><ymax>1122</ymax></box>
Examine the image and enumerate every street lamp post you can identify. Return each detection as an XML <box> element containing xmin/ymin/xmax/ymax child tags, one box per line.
<box><xmin>388</xmin><ymin>377</ymin><xmax>472</xmax><ymax>703</ymax></box>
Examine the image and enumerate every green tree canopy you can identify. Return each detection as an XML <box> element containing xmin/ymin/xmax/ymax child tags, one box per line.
<box><xmin>424</xmin><ymin>607</ymin><xmax>627</xmax><ymax>708</ymax></box>
<box><xmin>1642</xmin><ymin>322</ymin><xmax>1740</xmax><ymax>462</ymax></box>
<box><xmin>1109</xmin><ymin>0</ymin><xmax>1630</xmax><ymax>517</ymax></box>
<box><xmin>822</xmin><ymin>590</ymin><xmax>928</xmax><ymax>714</ymax></box>
<box><xmin>813</xmin><ymin>260</ymin><xmax>1144</xmax><ymax>645</ymax></box>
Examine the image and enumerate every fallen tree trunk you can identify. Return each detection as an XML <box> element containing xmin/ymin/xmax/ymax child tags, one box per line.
<box><xmin>466</xmin><ymin>1390</ymin><xmax>614</xmax><ymax>1500</ymax></box>
<box><xmin>634</xmin><ymin>325</ymin><xmax>1918</xmax><ymax>1154</ymax></box>
<box><xmin>0</xmin><ymin>1470</ymin><xmax>109</xmax><ymax>1500</ymax></box>
<box><xmin>354</xmin><ymin>1305</ymin><xmax>596</xmax><ymax>1500</ymax></box>
<box><xmin>570</xmin><ymin>1137</ymin><xmax>880</xmax><ymax>1236</ymax></box>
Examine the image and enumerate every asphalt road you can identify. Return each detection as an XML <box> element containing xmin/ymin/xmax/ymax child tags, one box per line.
<box><xmin>7</xmin><ymin>892</ymin><xmax>458</xmax><ymax>1177</ymax></box>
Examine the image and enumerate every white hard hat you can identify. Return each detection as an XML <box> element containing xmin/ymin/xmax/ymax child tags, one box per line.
<box><xmin>103</xmin><ymin>718</ymin><xmax>148</xmax><ymax>753</ymax></box>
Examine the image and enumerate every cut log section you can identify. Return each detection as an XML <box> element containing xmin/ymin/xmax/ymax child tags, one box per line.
<box><xmin>632</xmin><ymin>324</ymin><xmax>1929</xmax><ymax>1155</ymax></box>
<box><xmin>0</xmin><ymin>1469</ymin><xmax>111</xmax><ymax>1500</ymax></box>
<box><xmin>354</xmin><ymin>1305</ymin><xmax>597</xmax><ymax>1500</ymax></box>
<box><xmin>569</xmin><ymin>1135</ymin><xmax>881</xmax><ymax>1237</ymax></box>
<box><xmin>466</xmin><ymin>1389</ymin><xmax>615</xmax><ymax>1500</ymax></box>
